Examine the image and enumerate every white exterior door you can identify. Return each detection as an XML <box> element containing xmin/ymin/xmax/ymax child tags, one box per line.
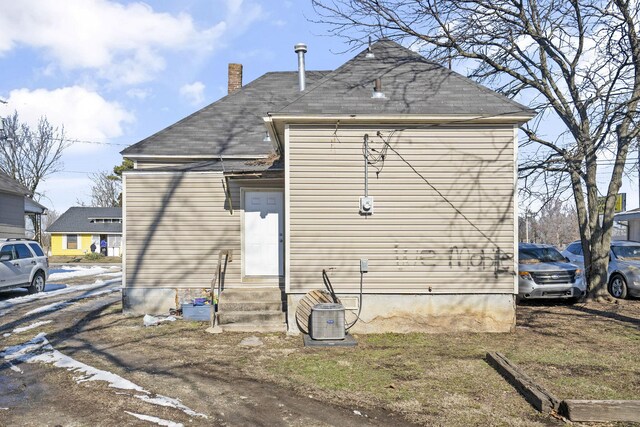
<box><xmin>244</xmin><ymin>191</ymin><xmax>283</xmax><ymax>276</ymax></box>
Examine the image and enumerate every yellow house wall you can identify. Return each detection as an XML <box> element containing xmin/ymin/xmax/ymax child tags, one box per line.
<box><xmin>50</xmin><ymin>234</ymin><xmax>94</xmax><ymax>256</ymax></box>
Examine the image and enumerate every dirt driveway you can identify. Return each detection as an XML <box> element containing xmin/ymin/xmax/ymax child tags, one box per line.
<box><xmin>1</xmin><ymin>274</ymin><xmax>638</xmax><ymax>426</ymax></box>
<box><xmin>0</xmin><ymin>274</ymin><xmax>413</xmax><ymax>427</ymax></box>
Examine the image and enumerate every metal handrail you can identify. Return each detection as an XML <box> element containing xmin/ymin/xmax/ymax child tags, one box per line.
<box><xmin>208</xmin><ymin>249</ymin><xmax>232</xmax><ymax>332</ymax></box>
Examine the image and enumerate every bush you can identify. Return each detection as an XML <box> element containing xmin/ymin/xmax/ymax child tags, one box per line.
<box><xmin>84</xmin><ymin>252</ymin><xmax>104</xmax><ymax>261</ymax></box>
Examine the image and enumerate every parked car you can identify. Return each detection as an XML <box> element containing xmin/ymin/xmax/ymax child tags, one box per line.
<box><xmin>563</xmin><ymin>240</ymin><xmax>640</xmax><ymax>299</ymax></box>
<box><xmin>0</xmin><ymin>239</ymin><xmax>49</xmax><ymax>294</ymax></box>
<box><xmin>518</xmin><ymin>243</ymin><xmax>585</xmax><ymax>301</ymax></box>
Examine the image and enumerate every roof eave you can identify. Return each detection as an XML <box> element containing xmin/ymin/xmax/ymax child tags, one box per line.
<box><xmin>267</xmin><ymin>112</ymin><xmax>536</xmax><ymax>125</ymax></box>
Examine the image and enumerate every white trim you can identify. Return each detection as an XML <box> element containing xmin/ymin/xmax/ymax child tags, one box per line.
<box><xmin>51</xmin><ymin>232</ymin><xmax>122</xmax><ymax>235</ymax></box>
<box><xmin>240</xmin><ymin>187</ymin><xmax>284</xmax><ymax>279</ymax></box>
<box><xmin>122</xmin><ymin>170</ymin><xmax>224</xmax><ymax>176</ymax></box>
<box><xmin>267</xmin><ymin>113</ymin><xmax>536</xmax><ymax>124</ymax></box>
<box><xmin>513</xmin><ymin>125</ymin><xmax>519</xmax><ymax>296</ymax></box>
<box><xmin>77</xmin><ymin>234</ymin><xmax>82</xmax><ymax>250</ymax></box>
<box><xmin>284</xmin><ymin>124</ymin><xmax>291</xmax><ymax>294</ymax></box>
<box><xmin>124</xmin><ymin>154</ymin><xmax>269</xmax><ymax>160</ymax></box>
<box><xmin>122</xmin><ymin>173</ymin><xmax>127</xmax><ymax>289</ymax></box>
<box><xmin>62</xmin><ymin>234</ymin><xmax>67</xmax><ymax>250</ymax></box>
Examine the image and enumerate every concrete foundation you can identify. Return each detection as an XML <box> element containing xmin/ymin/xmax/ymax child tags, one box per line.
<box><xmin>287</xmin><ymin>293</ymin><xmax>516</xmax><ymax>334</ymax></box>
<box><xmin>123</xmin><ymin>287</ymin><xmax>516</xmax><ymax>333</ymax></box>
<box><xmin>122</xmin><ymin>288</ymin><xmax>176</xmax><ymax>315</ymax></box>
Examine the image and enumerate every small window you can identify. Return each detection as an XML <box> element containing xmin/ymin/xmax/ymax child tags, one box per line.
<box><xmin>0</xmin><ymin>245</ymin><xmax>15</xmax><ymax>260</ymax></box>
<box><xmin>67</xmin><ymin>235</ymin><xmax>78</xmax><ymax>249</ymax></box>
<box><xmin>29</xmin><ymin>243</ymin><xmax>45</xmax><ymax>257</ymax></box>
<box><xmin>15</xmin><ymin>244</ymin><xmax>33</xmax><ymax>259</ymax></box>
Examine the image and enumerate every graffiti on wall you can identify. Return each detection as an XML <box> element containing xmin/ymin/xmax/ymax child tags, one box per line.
<box><xmin>394</xmin><ymin>245</ymin><xmax>512</xmax><ymax>277</ymax></box>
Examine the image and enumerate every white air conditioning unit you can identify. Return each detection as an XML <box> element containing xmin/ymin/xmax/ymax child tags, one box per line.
<box><xmin>310</xmin><ymin>303</ymin><xmax>346</xmax><ymax>340</ymax></box>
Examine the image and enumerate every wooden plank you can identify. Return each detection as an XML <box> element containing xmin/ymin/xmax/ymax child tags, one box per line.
<box><xmin>486</xmin><ymin>352</ymin><xmax>560</xmax><ymax>413</ymax></box>
<box><xmin>560</xmin><ymin>400</ymin><xmax>640</xmax><ymax>422</ymax></box>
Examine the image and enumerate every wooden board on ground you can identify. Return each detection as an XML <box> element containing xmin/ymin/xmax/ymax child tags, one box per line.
<box><xmin>486</xmin><ymin>352</ymin><xmax>560</xmax><ymax>413</ymax></box>
<box><xmin>295</xmin><ymin>290</ymin><xmax>339</xmax><ymax>334</ymax></box>
<box><xmin>560</xmin><ymin>400</ymin><xmax>640</xmax><ymax>422</ymax></box>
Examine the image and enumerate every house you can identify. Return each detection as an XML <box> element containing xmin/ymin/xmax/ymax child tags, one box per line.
<box><xmin>47</xmin><ymin>207</ymin><xmax>122</xmax><ymax>256</ymax></box>
<box><xmin>614</xmin><ymin>208</ymin><xmax>640</xmax><ymax>241</ymax></box>
<box><xmin>0</xmin><ymin>171</ymin><xmax>47</xmax><ymax>239</ymax></box>
<box><xmin>120</xmin><ymin>40</ymin><xmax>534</xmax><ymax>333</ymax></box>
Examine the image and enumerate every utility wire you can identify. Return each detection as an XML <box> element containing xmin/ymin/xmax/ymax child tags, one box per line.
<box><xmin>373</xmin><ymin>130</ymin><xmax>502</xmax><ymax>250</ymax></box>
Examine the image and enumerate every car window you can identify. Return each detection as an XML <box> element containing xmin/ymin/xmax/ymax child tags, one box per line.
<box><xmin>0</xmin><ymin>244</ymin><xmax>16</xmax><ymax>260</ymax></box>
<box><xmin>612</xmin><ymin>245</ymin><xmax>640</xmax><ymax>260</ymax></box>
<box><xmin>566</xmin><ymin>243</ymin><xmax>582</xmax><ymax>255</ymax></box>
<box><xmin>519</xmin><ymin>247</ymin><xmax>567</xmax><ymax>264</ymax></box>
<box><xmin>15</xmin><ymin>243</ymin><xmax>33</xmax><ymax>259</ymax></box>
<box><xmin>28</xmin><ymin>243</ymin><xmax>45</xmax><ymax>257</ymax></box>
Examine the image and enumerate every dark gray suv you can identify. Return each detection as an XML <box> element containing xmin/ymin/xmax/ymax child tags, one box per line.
<box><xmin>0</xmin><ymin>239</ymin><xmax>49</xmax><ymax>294</ymax></box>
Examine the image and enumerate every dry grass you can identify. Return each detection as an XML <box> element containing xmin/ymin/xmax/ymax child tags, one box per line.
<box><xmin>11</xmin><ymin>298</ymin><xmax>639</xmax><ymax>426</ymax></box>
<box><xmin>49</xmin><ymin>255</ymin><xmax>122</xmax><ymax>264</ymax></box>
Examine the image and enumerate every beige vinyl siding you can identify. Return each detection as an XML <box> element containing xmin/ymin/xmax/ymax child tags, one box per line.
<box><xmin>124</xmin><ymin>172</ymin><xmax>282</xmax><ymax>288</ymax></box>
<box><xmin>287</xmin><ymin>124</ymin><xmax>516</xmax><ymax>294</ymax></box>
<box><xmin>135</xmin><ymin>160</ymin><xmax>197</xmax><ymax>170</ymax></box>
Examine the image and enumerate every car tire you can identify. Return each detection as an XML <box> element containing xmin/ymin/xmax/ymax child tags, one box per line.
<box><xmin>608</xmin><ymin>274</ymin><xmax>628</xmax><ymax>299</ymax></box>
<box><xmin>28</xmin><ymin>271</ymin><xmax>45</xmax><ymax>294</ymax></box>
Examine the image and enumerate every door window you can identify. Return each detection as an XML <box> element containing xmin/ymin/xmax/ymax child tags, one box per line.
<box><xmin>15</xmin><ymin>244</ymin><xmax>33</xmax><ymax>259</ymax></box>
<box><xmin>0</xmin><ymin>245</ymin><xmax>16</xmax><ymax>260</ymax></box>
<box><xmin>29</xmin><ymin>243</ymin><xmax>44</xmax><ymax>257</ymax></box>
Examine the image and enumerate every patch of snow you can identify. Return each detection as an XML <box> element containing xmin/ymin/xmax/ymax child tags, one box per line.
<box><xmin>1</xmin><ymin>333</ymin><xmax>146</xmax><ymax>391</ymax></box>
<box><xmin>135</xmin><ymin>394</ymin><xmax>207</xmax><ymax>418</ymax></box>
<box><xmin>0</xmin><ymin>276</ymin><xmax>122</xmax><ymax>317</ymax></box>
<box><xmin>0</xmin><ymin>407</ymin><xmax>8</xmax><ymax>410</ymax></box>
<box><xmin>8</xmin><ymin>362</ymin><xmax>23</xmax><ymax>373</ymax></box>
<box><xmin>3</xmin><ymin>320</ymin><xmax>53</xmax><ymax>337</ymax></box>
<box><xmin>143</xmin><ymin>314</ymin><xmax>177</xmax><ymax>327</ymax></box>
<box><xmin>23</xmin><ymin>287</ymin><xmax>120</xmax><ymax>316</ymax></box>
<box><xmin>48</xmin><ymin>266</ymin><xmax>110</xmax><ymax>281</ymax></box>
<box><xmin>1</xmin><ymin>333</ymin><xmax>207</xmax><ymax>419</ymax></box>
<box><xmin>125</xmin><ymin>411</ymin><xmax>183</xmax><ymax>427</ymax></box>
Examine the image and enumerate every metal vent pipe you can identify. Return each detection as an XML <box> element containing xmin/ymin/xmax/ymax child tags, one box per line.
<box><xmin>294</xmin><ymin>43</ymin><xmax>307</xmax><ymax>91</ymax></box>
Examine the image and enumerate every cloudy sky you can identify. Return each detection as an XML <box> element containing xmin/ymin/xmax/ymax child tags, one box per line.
<box><xmin>0</xmin><ymin>0</ymin><xmax>637</xmax><ymax>214</ymax></box>
<box><xmin>0</xmin><ymin>0</ymin><xmax>352</xmax><ymax>213</ymax></box>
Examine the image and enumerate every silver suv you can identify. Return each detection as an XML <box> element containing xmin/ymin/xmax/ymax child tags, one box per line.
<box><xmin>0</xmin><ymin>239</ymin><xmax>49</xmax><ymax>294</ymax></box>
<box><xmin>518</xmin><ymin>243</ymin><xmax>585</xmax><ymax>301</ymax></box>
<box><xmin>563</xmin><ymin>240</ymin><xmax>640</xmax><ymax>299</ymax></box>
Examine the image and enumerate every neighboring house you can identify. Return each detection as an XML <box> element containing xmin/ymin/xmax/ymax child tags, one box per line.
<box><xmin>0</xmin><ymin>171</ymin><xmax>47</xmax><ymax>239</ymax></box>
<box><xmin>121</xmin><ymin>40</ymin><xmax>535</xmax><ymax>333</ymax></box>
<box><xmin>47</xmin><ymin>207</ymin><xmax>122</xmax><ymax>257</ymax></box>
<box><xmin>614</xmin><ymin>208</ymin><xmax>640</xmax><ymax>241</ymax></box>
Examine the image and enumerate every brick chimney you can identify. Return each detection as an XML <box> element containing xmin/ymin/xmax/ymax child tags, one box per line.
<box><xmin>228</xmin><ymin>63</ymin><xmax>243</xmax><ymax>94</ymax></box>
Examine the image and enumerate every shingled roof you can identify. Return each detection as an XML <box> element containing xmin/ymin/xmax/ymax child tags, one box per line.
<box><xmin>121</xmin><ymin>71</ymin><xmax>329</xmax><ymax>158</ymax></box>
<box><xmin>275</xmin><ymin>40</ymin><xmax>534</xmax><ymax>117</ymax></box>
<box><xmin>0</xmin><ymin>171</ymin><xmax>30</xmax><ymax>196</ymax></box>
<box><xmin>47</xmin><ymin>207</ymin><xmax>122</xmax><ymax>234</ymax></box>
<box><xmin>122</xmin><ymin>40</ymin><xmax>532</xmax><ymax>158</ymax></box>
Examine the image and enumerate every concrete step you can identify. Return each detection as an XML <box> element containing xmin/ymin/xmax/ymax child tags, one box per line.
<box><xmin>221</xmin><ymin>323</ymin><xmax>286</xmax><ymax>333</ymax></box>
<box><xmin>221</xmin><ymin>301</ymin><xmax>283</xmax><ymax>312</ymax></box>
<box><xmin>218</xmin><ymin>310</ymin><xmax>285</xmax><ymax>325</ymax></box>
<box><xmin>220</xmin><ymin>287</ymin><xmax>283</xmax><ymax>302</ymax></box>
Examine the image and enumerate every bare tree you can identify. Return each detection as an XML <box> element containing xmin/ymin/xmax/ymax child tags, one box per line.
<box><xmin>519</xmin><ymin>200</ymin><xmax>580</xmax><ymax>247</ymax></box>
<box><xmin>0</xmin><ymin>111</ymin><xmax>68</xmax><ymax>238</ymax></box>
<box><xmin>0</xmin><ymin>111</ymin><xmax>67</xmax><ymax>196</ymax></box>
<box><xmin>312</xmin><ymin>0</ymin><xmax>640</xmax><ymax>300</ymax></box>
<box><xmin>41</xmin><ymin>209</ymin><xmax>60</xmax><ymax>252</ymax></box>
<box><xmin>88</xmin><ymin>171</ymin><xmax>121</xmax><ymax>207</ymax></box>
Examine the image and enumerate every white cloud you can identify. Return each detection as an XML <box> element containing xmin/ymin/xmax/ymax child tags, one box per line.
<box><xmin>2</xmin><ymin>86</ymin><xmax>134</xmax><ymax>148</ymax></box>
<box><xmin>0</xmin><ymin>0</ymin><xmax>262</xmax><ymax>85</ymax></box>
<box><xmin>179</xmin><ymin>81</ymin><xmax>206</xmax><ymax>106</ymax></box>
<box><xmin>126</xmin><ymin>88</ymin><xmax>152</xmax><ymax>100</ymax></box>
